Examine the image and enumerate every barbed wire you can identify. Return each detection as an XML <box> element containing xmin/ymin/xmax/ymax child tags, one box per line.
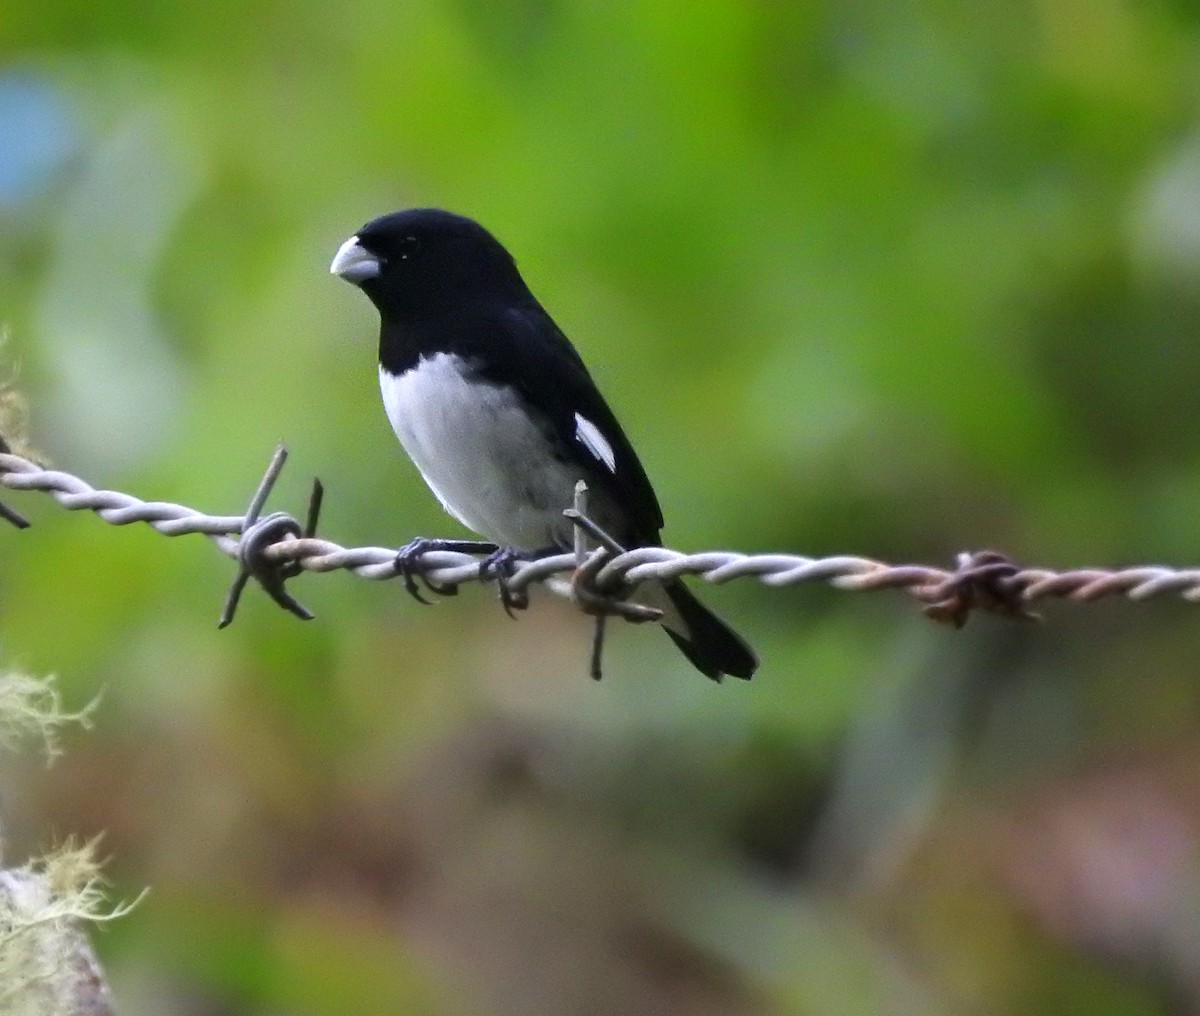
<box><xmin>1</xmin><ymin>446</ymin><xmax>1199</xmax><ymax>633</ymax></box>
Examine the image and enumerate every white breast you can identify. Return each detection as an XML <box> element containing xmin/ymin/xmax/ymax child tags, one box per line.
<box><xmin>379</xmin><ymin>353</ymin><xmax>582</xmax><ymax>550</ymax></box>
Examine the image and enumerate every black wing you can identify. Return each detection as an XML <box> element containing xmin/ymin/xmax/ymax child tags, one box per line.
<box><xmin>457</xmin><ymin>302</ymin><xmax>665</xmax><ymax>545</ymax></box>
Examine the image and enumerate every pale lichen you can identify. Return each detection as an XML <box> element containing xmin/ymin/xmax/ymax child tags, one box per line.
<box><xmin>0</xmin><ymin>672</ymin><xmax>96</xmax><ymax>762</ymax></box>
<box><xmin>0</xmin><ymin>675</ymin><xmax>130</xmax><ymax>1015</ymax></box>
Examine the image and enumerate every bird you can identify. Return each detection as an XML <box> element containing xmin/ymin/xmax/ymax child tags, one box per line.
<box><xmin>330</xmin><ymin>208</ymin><xmax>757</xmax><ymax>681</ymax></box>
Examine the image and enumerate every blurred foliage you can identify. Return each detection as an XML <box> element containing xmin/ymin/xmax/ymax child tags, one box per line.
<box><xmin>3</xmin><ymin>1</ymin><xmax>1200</xmax><ymax>1013</ymax></box>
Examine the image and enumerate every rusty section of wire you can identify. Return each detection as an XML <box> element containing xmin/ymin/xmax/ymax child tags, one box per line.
<box><xmin>2</xmin><ymin>447</ymin><xmax>1200</xmax><ymax>627</ymax></box>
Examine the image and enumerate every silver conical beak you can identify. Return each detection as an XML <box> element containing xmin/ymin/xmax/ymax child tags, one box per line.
<box><xmin>330</xmin><ymin>235</ymin><xmax>382</xmax><ymax>283</ymax></box>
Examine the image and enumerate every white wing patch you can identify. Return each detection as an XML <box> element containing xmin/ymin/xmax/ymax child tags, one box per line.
<box><xmin>574</xmin><ymin>412</ymin><xmax>617</xmax><ymax>473</ymax></box>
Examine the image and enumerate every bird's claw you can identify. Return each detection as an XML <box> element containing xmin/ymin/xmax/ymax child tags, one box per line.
<box><xmin>479</xmin><ymin>547</ymin><xmax>528</xmax><ymax>618</ymax></box>
<box><xmin>394</xmin><ymin>537</ymin><xmax>491</xmax><ymax>603</ymax></box>
<box><xmin>395</xmin><ymin>540</ymin><xmax>441</xmax><ymax>603</ymax></box>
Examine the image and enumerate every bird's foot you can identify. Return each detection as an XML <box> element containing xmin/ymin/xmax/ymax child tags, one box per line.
<box><xmin>479</xmin><ymin>545</ymin><xmax>560</xmax><ymax>618</ymax></box>
<box><xmin>395</xmin><ymin>538</ymin><xmax>498</xmax><ymax>604</ymax></box>
<box><xmin>478</xmin><ymin>545</ymin><xmax>558</xmax><ymax>618</ymax></box>
<box><xmin>478</xmin><ymin>546</ymin><xmax>526</xmax><ymax>617</ymax></box>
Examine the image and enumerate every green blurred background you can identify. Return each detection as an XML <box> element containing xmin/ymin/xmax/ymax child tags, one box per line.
<box><xmin>4</xmin><ymin>1</ymin><xmax>1200</xmax><ymax>1013</ymax></box>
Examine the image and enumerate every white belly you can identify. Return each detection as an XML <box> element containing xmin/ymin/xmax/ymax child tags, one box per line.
<box><xmin>379</xmin><ymin>354</ymin><xmax>580</xmax><ymax>550</ymax></box>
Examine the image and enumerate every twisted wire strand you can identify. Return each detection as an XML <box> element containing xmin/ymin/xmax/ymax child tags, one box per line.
<box><xmin>1</xmin><ymin>450</ymin><xmax>1199</xmax><ymax>622</ymax></box>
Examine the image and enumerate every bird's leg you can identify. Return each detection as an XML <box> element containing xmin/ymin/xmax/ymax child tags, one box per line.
<box><xmin>479</xmin><ymin>544</ymin><xmax>558</xmax><ymax>618</ymax></box>
<box><xmin>395</xmin><ymin>537</ymin><xmax>498</xmax><ymax>604</ymax></box>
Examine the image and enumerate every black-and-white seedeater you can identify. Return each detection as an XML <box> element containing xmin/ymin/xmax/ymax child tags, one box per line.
<box><xmin>330</xmin><ymin>209</ymin><xmax>757</xmax><ymax>680</ymax></box>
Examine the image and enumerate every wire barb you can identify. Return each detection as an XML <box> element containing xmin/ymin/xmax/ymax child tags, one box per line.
<box><xmin>921</xmin><ymin>550</ymin><xmax>1041</xmax><ymax>628</ymax></box>
<box><xmin>217</xmin><ymin>445</ymin><xmax>315</xmax><ymax>629</ymax></box>
<box><xmin>563</xmin><ymin>483</ymin><xmax>665</xmax><ymax>679</ymax></box>
<box><xmin>573</xmin><ymin>482</ymin><xmax>606</xmax><ymax>680</ymax></box>
<box><xmin>0</xmin><ymin>499</ymin><xmax>30</xmax><ymax>530</ymax></box>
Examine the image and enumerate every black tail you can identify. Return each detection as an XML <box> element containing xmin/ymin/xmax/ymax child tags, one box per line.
<box><xmin>660</xmin><ymin>580</ymin><xmax>758</xmax><ymax>681</ymax></box>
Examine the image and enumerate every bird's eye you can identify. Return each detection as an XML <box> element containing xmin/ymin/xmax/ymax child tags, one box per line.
<box><xmin>396</xmin><ymin>235</ymin><xmax>421</xmax><ymax>260</ymax></box>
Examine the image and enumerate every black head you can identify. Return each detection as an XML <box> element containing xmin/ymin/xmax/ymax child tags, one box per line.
<box><xmin>330</xmin><ymin>208</ymin><xmax>528</xmax><ymax>318</ymax></box>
